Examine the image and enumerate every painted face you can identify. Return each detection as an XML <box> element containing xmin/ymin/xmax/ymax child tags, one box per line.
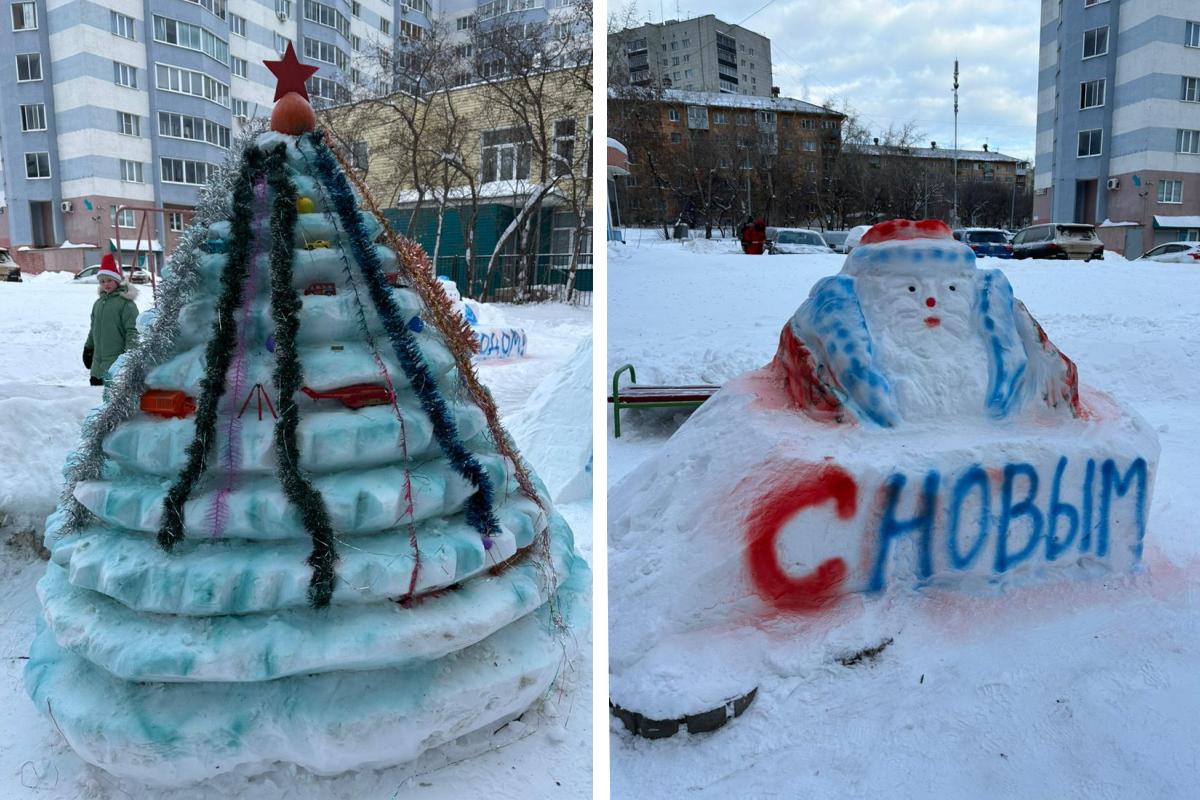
<box><xmin>99</xmin><ymin>277</ymin><xmax>118</xmax><ymax>293</ymax></box>
<box><xmin>855</xmin><ymin>272</ymin><xmax>976</xmax><ymax>342</ymax></box>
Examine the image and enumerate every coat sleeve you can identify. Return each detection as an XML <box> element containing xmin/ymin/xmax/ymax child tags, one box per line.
<box><xmin>121</xmin><ymin>300</ymin><xmax>139</xmax><ymax>350</ymax></box>
<box><xmin>85</xmin><ymin>302</ymin><xmax>96</xmax><ymax>352</ymax></box>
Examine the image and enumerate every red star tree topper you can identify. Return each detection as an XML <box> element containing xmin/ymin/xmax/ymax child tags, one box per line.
<box><xmin>263</xmin><ymin>43</ymin><xmax>320</xmax><ymax>134</ymax></box>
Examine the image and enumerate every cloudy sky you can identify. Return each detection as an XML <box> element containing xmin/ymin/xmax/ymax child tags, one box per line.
<box><xmin>613</xmin><ymin>0</ymin><xmax>1042</xmax><ymax>161</ymax></box>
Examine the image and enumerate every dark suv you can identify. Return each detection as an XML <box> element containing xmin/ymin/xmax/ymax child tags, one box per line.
<box><xmin>1011</xmin><ymin>223</ymin><xmax>1104</xmax><ymax>261</ymax></box>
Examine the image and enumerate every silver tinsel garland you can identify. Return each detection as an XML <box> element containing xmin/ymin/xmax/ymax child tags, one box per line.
<box><xmin>57</xmin><ymin>121</ymin><xmax>268</xmax><ymax>535</ymax></box>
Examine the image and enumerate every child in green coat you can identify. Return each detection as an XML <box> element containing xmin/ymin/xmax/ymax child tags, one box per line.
<box><xmin>82</xmin><ymin>254</ymin><xmax>139</xmax><ymax>386</ymax></box>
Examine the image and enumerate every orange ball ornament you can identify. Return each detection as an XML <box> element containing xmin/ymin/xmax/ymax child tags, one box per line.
<box><xmin>271</xmin><ymin>91</ymin><xmax>316</xmax><ymax>135</ymax></box>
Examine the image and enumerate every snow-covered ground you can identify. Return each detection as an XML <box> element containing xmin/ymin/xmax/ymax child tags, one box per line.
<box><xmin>608</xmin><ymin>230</ymin><xmax>1200</xmax><ymax>798</ymax></box>
<box><xmin>0</xmin><ymin>273</ymin><xmax>592</xmax><ymax>799</ymax></box>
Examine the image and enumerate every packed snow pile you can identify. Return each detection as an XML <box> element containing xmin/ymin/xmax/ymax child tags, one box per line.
<box><xmin>508</xmin><ymin>335</ymin><xmax>592</xmax><ymax>504</ymax></box>
<box><xmin>437</xmin><ymin>277</ymin><xmax>528</xmax><ymax>361</ymax></box>
<box><xmin>609</xmin><ymin>220</ymin><xmax>1159</xmax><ymax>725</ymax></box>
<box><xmin>25</xmin><ymin>128</ymin><xmax>588</xmax><ymax>786</ymax></box>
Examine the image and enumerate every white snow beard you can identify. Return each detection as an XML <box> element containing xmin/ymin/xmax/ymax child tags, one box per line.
<box><xmin>855</xmin><ymin>272</ymin><xmax>990</xmax><ymax>422</ymax></box>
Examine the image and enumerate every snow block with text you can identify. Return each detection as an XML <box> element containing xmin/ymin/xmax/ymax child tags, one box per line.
<box><xmin>608</xmin><ymin>219</ymin><xmax>1157</xmax><ymax>724</ymax></box>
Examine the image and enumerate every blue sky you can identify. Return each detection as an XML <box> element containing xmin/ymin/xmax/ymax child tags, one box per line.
<box><xmin>612</xmin><ymin>0</ymin><xmax>1041</xmax><ymax>161</ymax></box>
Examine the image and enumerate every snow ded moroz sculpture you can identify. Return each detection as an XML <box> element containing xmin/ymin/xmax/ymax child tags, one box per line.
<box><xmin>26</xmin><ymin>45</ymin><xmax>588</xmax><ymax>784</ymax></box>
<box><xmin>609</xmin><ymin>219</ymin><xmax>1158</xmax><ymax>736</ymax></box>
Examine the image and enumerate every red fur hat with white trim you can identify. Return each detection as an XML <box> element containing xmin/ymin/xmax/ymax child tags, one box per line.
<box><xmin>96</xmin><ymin>253</ymin><xmax>125</xmax><ymax>284</ymax></box>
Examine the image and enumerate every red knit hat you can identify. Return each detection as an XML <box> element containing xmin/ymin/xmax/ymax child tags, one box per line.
<box><xmin>97</xmin><ymin>253</ymin><xmax>125</xmax><ymax>284</ymax></box>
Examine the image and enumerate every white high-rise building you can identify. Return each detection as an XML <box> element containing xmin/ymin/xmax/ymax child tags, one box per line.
<box><xmin>0</xmin><ymin>0</ymin><xmax>574</xmax><ymax>271</ymax></box>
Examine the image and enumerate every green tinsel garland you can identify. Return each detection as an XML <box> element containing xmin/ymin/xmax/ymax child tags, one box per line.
<box><xmin>264</xmin><ymin>146</ymin><xmax>340</xmax><ymax>608</ymax></box>
<box><xmin>157</xmin><ymin>146</ymin><xmax>263</xmax><ymax>550</ymax></box>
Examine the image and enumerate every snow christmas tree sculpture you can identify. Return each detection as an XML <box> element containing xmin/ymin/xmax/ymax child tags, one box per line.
<box><xmin>609</xmin><ymin>219</ymin><xmax>1158</xmax><ymax>738</ymax></box>
<box><xmin>26</xmin><ymin>45</ymin><xmax>587</xmax><ymax>784</ymax></box>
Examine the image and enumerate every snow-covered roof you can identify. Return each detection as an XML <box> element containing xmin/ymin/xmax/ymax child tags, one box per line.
<box><xmin>1154</xmin><ymin>215</ymin><xmax>1200</xmax><ymax>228</ymax></box>
<box><xmin>607</xmin><ymin>137</ymin><xmax>628</xmax><ymax>154</ymax></box>
<box><xmin>391</xmin><ymin>181</ymin><xmax>566</xmax><ymax>208</ymax></box>
<box><xmin>609</xmin><ymin>87</ymin><xmax>840</xmax><ymax>116</ymax></box>
<box><xmin>859</xmin><ymin>144</ymin><xmax>1024</xmax><ymax>163</ymax></box>
<box><xmin>111</xmin><ymin>238</ymin><xmax>163</xmax><ymax>252</ymax></box>
<box><xmin>1099</xmin><ymin>219</ymin><xmax>1141</xmax><ymax>228</ymax></box>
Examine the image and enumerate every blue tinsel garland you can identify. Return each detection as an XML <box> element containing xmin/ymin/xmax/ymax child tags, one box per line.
<box><xmin>305</xmin><ymin>132</ymin><xmax>500</xmax><ymax>541</ymax></box>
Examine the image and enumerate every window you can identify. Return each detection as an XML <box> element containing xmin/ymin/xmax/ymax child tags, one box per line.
<box><xmin>159</xmin><ymin>111</ymin><xmax>231</xmax><ymax>148</ymax></box>
<box><xmin>1179</xmin><ymin>129</ymin><xmax>1200</xmax><ymax>154</ymax></box>
<box><xmin>11</xmin><ymin>2</ymin><xmax>35</xmax><ymax>30</ymax></box>
<box><xmin>670</xmin><ymin>132</ymin><xmax>682</xmax><ymax>144</ymax></box>
<box><xmin>351</xmin><ymin>0</ymin><xmax>360</xmax><ymax>16</ymax></box>
<box><xmin>304</xmin><ymin>37</ymin><xmax>348</xmax><ymax>71</ymax></box>
<box><xmin>672</xmin><ymin>57</ymin><xmax>679</xmax><ymax>66</ymax></box>
<box><xmin>110</xmin><ymin>11</ymin><xmax>135</xmax><ymax>39</ymax></box>
<box><xmin>274</xmin><ymin>33</ymin><xmax>290</xmax><ymax>53</ymax></box>
<box><xmin>670</xmin><ymin>41</ymin><xmax>677</xmax><ymax>50</ymax></box>
<box><xmin>350</xmin><ymin>34</ymin><xmax>360</xmax><ymax>51</ymax></box>
<box><xmin>231</xmin><ymin>56</ymin><xmax>247</xmax><ymax>78</ymax></box>
<box><xmin>118</xmin><ymin>112</ymin><xmax>140</xmax><ymax>136</ymax></box>
<box><xmin>552</xmin><ymin>119</ymin><xmax>575</xmax><ymax>176</ymax></box>
<box><xmin>232</xmin><ymin>98</ymin><xmax>248</xmax><ymax>118</ymax></box>
<box><xmin>306</xmin><ymin>75</ymin><xmax>349</xmax><ymax>104</ymax></box>
<box><xmin>15</xmin><ymin>52</ymin><xmax>40</xmax><ymax>81</ymax></box>
<box><xmin>156</xmin><ymin>64</ymin><xmax>229</xmax><ymax>107</ymax></box>
<box><xmin>686</xmin><ymin>106</ymin><xmax>708</xmax><ymax>129</ymax></box>
<box><xmin>184</xmin><ymin>0</ymin><xmax>227</xmax><ymax>19</ymax></box>
<box><xmin>399</xmin><ymin>20</ymin><xmax>423</xmax><ymax>40</ymax></box>
<box><xmin>457</xmin><ymin>15</ymin><xmax>473</xmax><ymax>30</ymax></box>
<box><xmin>229</xmin><ymin>14</ymin><xmax>245</xmax><ymax>36</ymax></box>
<box><xmin>803</xmin><ymin>140</ymin><xmax>817</xmax><ymax>152</ymax></box>
<box><xmin>1084</xmin><ymin>0</ymin><xmax>1105</xmax><ymax>6</ymax></box>
<box><xmin>713</xmin><ymin>111</ymin><xmax>728</xmax><ymax>125</ymax></box>
<box><xmin>1184</xmin><ymin>76</ymin><xmax>1200</xmax><ymax>102</ymax></box>
<box><xmin>682</xmin><ymin>38</ymin><xmax>690</xmax><ymax>47</ymax></box>
<box><xmin>1083</xmin><ymin>26</ymin><xmax>1108</xmax><ymax>59</ymax></box>
<box><xmin>154</xmin><ymin>16</ymin><xmax>229</xmax><ymax>64</ymax></box>
<box><xmin>24</xmin><ymin>151</ymin><xmax>50</xmax><ymax>179</ymax></box>
<box><xmin>303</xmin><ymin>0</ymin><xmax>350</xmax><ymax>38</ymax></box>
<box><xmin>1080</xmin><ymin>78</ymin><xmax>1105</xmax><ymax>108</ymax></box>
<box><xmin>114</xmin><ymin>207</ymin><xmax>135</xmax><ymax>228</ymax></box>
<box><xmin>480</xmin><ymin>126</ymin><xmax>531</xmax><ymax>183</ymax></box>
<box><xmin>1188</xmin><ymin>21</ymin><xmax>1200</xmax><ymax>49</ymax></box>
<box><xmin>161</xmin><ymin>157</ymin><xmax>217</xmax><ymax>185</ymax></box>
<box><xmin>113</xmin><ymin>61</ymin><xmax>137</xmax><ymax>88</ymax></box>
<box><xmin>120</xmin><ymin>160</ymin><xmax>144</xmax><ymax>183</ymax></box>
<box><xmin>275</xmin><ymin>0</ymin><xmax>292</xmax><ymax>18</ymax></box>
<box><xmin>379</xmin><ymin>18</ymin><xmax>389</xmax><ymax>34</ymax></box>
<box><xmin>668</xmin><ymin>109</ymin><xmax>680</xmax><ymax>122</ymax></box>
<box><xmin>1077</xmin><ymin>128</ymin><xmax>1102</xmax><ymax>157</ymax></box>
<box><xmin>1158</xmin><ymin>179</ymin><xmax>1184</xmax><ymax>203</ymax></box>
<box><xmin>169</xmin><ymin>212</ymin><xmax>185</xmax><ymax>232</ymax></box>
<box><xmin>19</xmin><ymin>103</ymin><xmax>45</xmax><ymax>131</ymax></box>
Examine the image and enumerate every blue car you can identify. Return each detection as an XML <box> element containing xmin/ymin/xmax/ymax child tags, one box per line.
<box><xmin>953</xmin><ymin>227</ymin><xmax>1014</xmax><ymax>259</ymax></box>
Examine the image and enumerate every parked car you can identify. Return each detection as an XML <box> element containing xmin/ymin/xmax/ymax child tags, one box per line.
<box><xmin>74</xmin><ymin>265</ymin><xmax>101</xmax><ymax>283</ymax></box>
<box><xmin>1010</xmin><ymin>223</ymin><xmax>1104</xmax><ymax>261</ymax></box>
<box><xmin>130</xmin><ymin>267</ymin><xmax>152</xmax><ymax>284</ymax></box>
<box><xmin>843</xmin><ymin>224</ymin><xmax>874</xmax><ymax>254</ymax></box>
<box><xmin>1134</xmin><ymin>242</ymin><xmax>1200</xmax><ymax>263</ymax></box>
<box><xmin>822</xmin><ymin>230</ymin><xmax>850</xmax><ymax>253</ymax></box>
<box><xmin>766</xmin><ymin>227</ymin><xmax>834</xmax><ymax>254</ymax></box>
<box><xmin>953</xmin><ymin>227</ymin><xmax>1014</xmax><ymax>259</ymax></box>
<box><xmin>0</xmin><ymin>248</ymin><xmax>22</xmax><ymax>282</ymax></box>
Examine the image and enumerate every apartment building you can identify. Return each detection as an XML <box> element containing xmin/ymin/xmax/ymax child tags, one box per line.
<box><xmin>0</xmin><ymin>0</ymin><xmax>575</xmax><ymax>272</ymax></box>
<box><xmin>610</xmin><ymin>15</ymin><xmax>773</xmax><ymax>97</ymax></box>
<box><xmin>1035</xmin><ymin>0</ymin><xmax>1200</xmax><ymax>254</ymax></box>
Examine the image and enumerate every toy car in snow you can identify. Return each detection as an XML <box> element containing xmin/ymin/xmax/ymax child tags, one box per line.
<box><xmin>303</xmin><ymin>240</ymin><xmax>332</xmax><ymax>250</ymax></box>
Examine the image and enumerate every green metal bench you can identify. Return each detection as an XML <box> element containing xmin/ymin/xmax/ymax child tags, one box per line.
<box><xmin>608</xmin><ymin>364</ymin><xmax>720</xmax><ymax>438</ymax></box>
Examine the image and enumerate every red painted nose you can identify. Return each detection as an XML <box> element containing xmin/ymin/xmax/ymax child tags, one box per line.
<box><xmin>925</xmin><ymin>297</ymin><xmax>936</xmax><ymax>308</ymax></box>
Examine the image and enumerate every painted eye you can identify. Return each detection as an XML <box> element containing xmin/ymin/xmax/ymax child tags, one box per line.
<box><xmin>949</xmin><ymin>284</ymin><xmax>957</xmax><ymax>291</ymax></box>
<box><xmin>907</xmin><ymin>286</ymin><xmax>916</xmax><ymax>292</ymax></box>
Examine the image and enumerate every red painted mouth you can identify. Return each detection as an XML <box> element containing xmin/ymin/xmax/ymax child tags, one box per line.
<box><xmin>924</xmin><ymin>316</ymin><xmax>941</xmax><ymax>328</ymax></box>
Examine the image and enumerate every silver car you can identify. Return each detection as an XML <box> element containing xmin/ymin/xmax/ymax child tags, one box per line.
<box><xmin>766</xmin><ymin>228</ymin><xmax>834</xmax><ymax>255</ymax></box>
